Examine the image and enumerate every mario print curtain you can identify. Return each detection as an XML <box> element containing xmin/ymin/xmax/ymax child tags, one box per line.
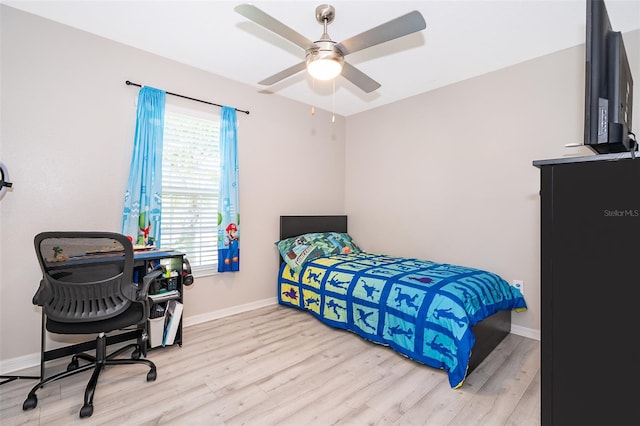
<box><xmin>122</xmin><ymin>86</ymin><xmax>165</xmax><ymax>247</ymax></box>
<box><xmin>217</xmin><ymin>107</ymin><xmax>240</xmax><ymax>272</ymax></box>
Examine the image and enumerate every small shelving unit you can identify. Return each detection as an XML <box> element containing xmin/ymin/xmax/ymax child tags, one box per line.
<box><xmin>133</xmin><ymin>251</ymin><xmax>189</xmax><ymax>350</ymax></box>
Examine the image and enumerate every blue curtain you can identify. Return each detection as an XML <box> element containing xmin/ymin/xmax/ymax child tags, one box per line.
<box><xmin>122</xmin><ymin>86</ymin><xmax>166</xmax><ymax>247</ymax></box>
<box><xmin>218</xmin><ymin>107</ymin><xmax>240</xmax><ymax>272</ymax></box>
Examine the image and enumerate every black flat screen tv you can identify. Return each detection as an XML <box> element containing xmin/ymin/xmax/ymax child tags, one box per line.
<box><xmin>584</xmin><ymin>0</ymin><xmax>635</xmax><ymax>154</ymax></box>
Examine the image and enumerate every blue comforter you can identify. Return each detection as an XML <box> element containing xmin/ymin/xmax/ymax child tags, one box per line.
<box><xmin>278</xmin><ymin>252</ymin><xmax>527</xmax><ymax>388</ymax></box>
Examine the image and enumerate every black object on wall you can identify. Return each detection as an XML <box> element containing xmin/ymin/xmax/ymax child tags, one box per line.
<box><xmin>0</xmin><ymin>162</ymin><xmax>13</xmax><ymax>199</ymax></box>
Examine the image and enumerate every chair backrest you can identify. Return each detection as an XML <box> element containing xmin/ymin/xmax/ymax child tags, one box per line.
<box><xmin>34</xmin><ymin>232</ymin><xmax>136</xmax><ymax>323</ymax></box>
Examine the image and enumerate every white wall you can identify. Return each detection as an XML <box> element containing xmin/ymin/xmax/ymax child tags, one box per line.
<box><xmin>345</xmin><ymin>29</ymin><xmax>640</xmax><ymax>335</ymax></box>
<box><xmin>0</xmin><ymin>5</ymin><xmax>346</xmax><ymax>369</ymax></box>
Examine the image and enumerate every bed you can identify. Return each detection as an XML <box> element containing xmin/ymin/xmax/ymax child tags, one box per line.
<box><xmin>276</xmin><ymin>215</ymin><xmax>527</xmax><ymax>388</ymax></box>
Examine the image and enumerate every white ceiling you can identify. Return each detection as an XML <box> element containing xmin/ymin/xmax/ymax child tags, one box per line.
<box><xmin>3</xmin><ymin>0</ymin><xmax>640</xmax><ymax>116</ymax></box>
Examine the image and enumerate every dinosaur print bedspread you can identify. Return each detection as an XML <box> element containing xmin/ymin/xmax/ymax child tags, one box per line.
<box><xmin>278</xmin><ymin>252</ymin><xmax>527</xmax><ymax>388</ymax></box>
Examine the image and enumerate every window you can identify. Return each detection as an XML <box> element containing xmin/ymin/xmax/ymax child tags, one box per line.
<box><xmin>161</xmin><ymin>110</ymin><xmax>220</xmax><ymax>273</ymax></box>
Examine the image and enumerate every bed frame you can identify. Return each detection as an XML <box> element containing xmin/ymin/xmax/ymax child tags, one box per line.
<box><xmin>279</xmin><ymin>215</ymin><xmax>511</xmax><ymax>374</ymax></box>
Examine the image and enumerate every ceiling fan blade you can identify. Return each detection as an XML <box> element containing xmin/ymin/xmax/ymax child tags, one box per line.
<box><xmin>258</xmin><ymin>62</ymin><xmax>307</xmax><ymax>86</ymax></box>
<box><xmin>341</xmin><ymin>62</ymin><xmax>381</xmax><ymax>93</ymax></box>
<box><xmin>336</xmin><ymin>10</ymin><xmax>426</xmax><ymax>56</ymax></box>
<box><xmin>234</xmin><ymin>4</ymin><xmax>313</xmax><ymax>50</ymax></box>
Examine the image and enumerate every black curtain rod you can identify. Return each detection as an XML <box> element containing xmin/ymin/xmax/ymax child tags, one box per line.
<box><xmin>125</xmin><ymin>80</ymin><xmax>250</xmax><ymax>115</ymax></box>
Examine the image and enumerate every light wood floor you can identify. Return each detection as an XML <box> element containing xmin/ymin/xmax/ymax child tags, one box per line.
<box><xmin>0</xmin><ymin>305</ymin><xmax>540</xmax><ymax>425</ymax></box>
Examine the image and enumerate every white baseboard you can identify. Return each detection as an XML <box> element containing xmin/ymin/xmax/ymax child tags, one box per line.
<box><xmin>183</xmin><ymin>297</ymin><xmax>278</xmax><ymax>327</ymax></box>
<box><xmin>510</xmin><ymin>324</ymin><xmax>540</xmax><ymax>341</ymax></box>
<box><xmin>0</xmin><ymin>353</ymin><xmax>41</xmax><ymax>376</ymax></box>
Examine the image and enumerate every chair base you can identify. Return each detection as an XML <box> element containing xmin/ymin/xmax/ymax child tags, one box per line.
<box><xmin>23</xmin><ymin>333</ymin><xmax>157</xmax><ymax>418</ymax></box>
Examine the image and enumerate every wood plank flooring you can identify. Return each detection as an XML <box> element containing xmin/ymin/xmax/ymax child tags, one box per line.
<box><xmin>0</xmin><ymin>305</ymin><xmax>540</xmax><ymax>425</ymax></box>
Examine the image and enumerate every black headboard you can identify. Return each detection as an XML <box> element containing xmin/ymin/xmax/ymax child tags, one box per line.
<box><xmin>279</xmin><ymin>215</ymin><xmax>348</xmax><ymax>240</ymax></box>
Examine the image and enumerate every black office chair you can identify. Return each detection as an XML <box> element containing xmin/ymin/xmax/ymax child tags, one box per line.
<box><xmin>23</xmin><ymin>232</ymin><xmax>161</xmax><ymax>418</ymax></box>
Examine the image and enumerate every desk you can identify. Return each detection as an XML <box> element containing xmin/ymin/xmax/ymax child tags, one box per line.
<box><xmin>37</xmin><ymin>249</ymin><xmax>187</xmax><ymax>381</ymax></box>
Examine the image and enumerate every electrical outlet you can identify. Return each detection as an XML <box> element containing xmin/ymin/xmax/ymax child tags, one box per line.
<box><xmin>512</xmin><ymin>280</ymin><xmax>524</xmax><ymax>296</ymax></box>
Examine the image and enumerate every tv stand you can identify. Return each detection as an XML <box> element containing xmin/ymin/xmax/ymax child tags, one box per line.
<box><xmin>533</xmin><ymin>156</ymin><xmax>640</xmax><ymax>425</ymax></box>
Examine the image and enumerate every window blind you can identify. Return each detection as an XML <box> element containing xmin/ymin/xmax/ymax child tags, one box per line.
<box><xmin>161</xmin><ymin>110</ymin><xmax>220</xmax><ymax>270</ymax></box>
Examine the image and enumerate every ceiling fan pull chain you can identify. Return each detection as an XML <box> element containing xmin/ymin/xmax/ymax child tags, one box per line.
<box><xmin>332</xmin><ymin>79</ymin><xmax>336</xmax><ymax>123</ymax></box>
<box><xmin>311</xmin><ymin>78</ymin><xmax>316</xmax><ymax>116</ymax></box>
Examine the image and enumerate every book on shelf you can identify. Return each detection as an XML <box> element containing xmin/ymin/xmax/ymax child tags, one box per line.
<box><xmin>162</xmin><ymin>299</ymin><xmax>183</xmax><ymax>347</ymax></box>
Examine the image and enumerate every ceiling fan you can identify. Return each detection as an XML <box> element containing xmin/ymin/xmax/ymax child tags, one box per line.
<box><xmin>234</xmin><ymin>3</ymin><xmax>427</xmax><ymax>93</ymax></box>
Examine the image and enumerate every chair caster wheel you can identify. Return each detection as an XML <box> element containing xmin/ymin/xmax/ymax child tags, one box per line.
<box><xmin>147</xmin><ymin>369</ymin><xmax>157</xmax><ymax>381</ymax></box>
<box><xmin>23</xmin><ymin>395</ymin><xmax>38</xmax><ymax>410</ymax></box>
<box><xmin>80</xmin><ymin>403</ymin><xmax>93</xmax><ymax>418</ymax></box>
<box><xmin>132</xmin><ymin>349</ymin><xmax>141</xmax><ymax>359</ymax></box>
<box><xmin>67</xmin><ymin>359</ymin><xmax>79</xmax><ymax>371</ymax></box>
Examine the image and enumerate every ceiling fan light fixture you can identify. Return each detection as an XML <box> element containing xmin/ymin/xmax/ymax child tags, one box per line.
<box><xmin>307</xmin><ymin>57</ymin><xmax>343</xmax><ymax>80</ymax></box>
<box><xmin>305</xmin><ymin>41</ymin><xmax>344</xmax><ymax>81</ymax></box>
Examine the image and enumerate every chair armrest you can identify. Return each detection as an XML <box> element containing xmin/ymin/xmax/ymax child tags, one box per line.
<box><xmin>32</xmin><ymin>279</ymin><xmax>51</xmax><ymax>306</ymax></box>
<box><xmin>33</xmin><ymin>271</ymin><xmax>73</xmax><ymax>306</ymax></box>
<box><xmin>137</xmin><ymin>269</ymin><xmax>163</xmax><ymax>301</ymax></box>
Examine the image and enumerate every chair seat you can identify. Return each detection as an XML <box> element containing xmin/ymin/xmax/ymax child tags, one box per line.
<box><xmin>46</xmin><ymin>303</ymin><xmax>145</xmax><ymax>335</ymax></box>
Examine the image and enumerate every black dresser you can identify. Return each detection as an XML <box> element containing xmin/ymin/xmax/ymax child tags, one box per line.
<box><xmin>534</xmin><ymin>154</ymin><xmax>640</xmax><ymax>426</ymax></box>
